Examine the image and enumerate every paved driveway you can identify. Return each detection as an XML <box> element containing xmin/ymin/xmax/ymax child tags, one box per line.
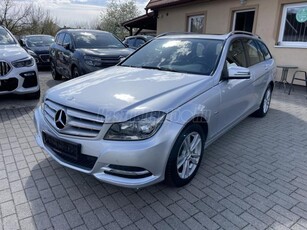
<box><xmin>0</xmin><ymin>71</ymin><xmax>307</xmax><ymax>230</ymax></box>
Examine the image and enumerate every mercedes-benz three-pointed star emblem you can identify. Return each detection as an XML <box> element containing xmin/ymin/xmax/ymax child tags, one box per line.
<box><xmin>54</xmin><ymin>109</ymin><xmax>67</xmax><ymax>129</ymax></box>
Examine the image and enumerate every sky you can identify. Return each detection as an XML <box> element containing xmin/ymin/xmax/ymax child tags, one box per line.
<box><xmin>17</xmin><ymin>0</ymin><xmax>149</xmax><ymax>27</ymax></box>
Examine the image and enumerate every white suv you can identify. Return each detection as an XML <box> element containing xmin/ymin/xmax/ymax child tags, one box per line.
<box><xmin>0</xmin><ymin>26</ymin><xmax>40</xmax><ymax>99</ymax></box>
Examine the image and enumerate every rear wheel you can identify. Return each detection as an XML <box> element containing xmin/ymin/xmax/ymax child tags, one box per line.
<box><xmin>165</xmin><ymin>124</ymin><xmax>206</xmax><ymax>187</ymax></box>
<box><xmin>51</xmin><ymin>62</ymin><xmax>62</xmax><ymax>80</ymax></box>
<box><xmin>253</xmin><ymin>86</ymin><xmax>272</xmax><ymax>117</ymax></box>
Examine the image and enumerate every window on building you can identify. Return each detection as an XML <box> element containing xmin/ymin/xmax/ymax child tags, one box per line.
<box><xmin>188</xmin><ymin>15</ymin><xmax>205</xmax><ymax>33</ymax></box>
<box><xmin>232</xmin><ymin>9</ymin><xmax>255</xmax><ymax>33</ymax></box>
<box><xmin>278</xmin><ymin>3</ymin><xmax>307</xmax><ymax>47</ymax></box>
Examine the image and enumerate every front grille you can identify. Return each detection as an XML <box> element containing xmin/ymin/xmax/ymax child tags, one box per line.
<box><xmin>0</xmin><ymin>78</ymin><xmax>18</xmax><ymax>91</ymax></box>
<box><xmin>39</xmin><ymin>54</ymin><xmax>50</xmax><ymax>62</ymax></box>
<box><xmin>44</xmin><ymin>99</ymin><xmax>105</xmax><ymax>138</ymax></box>
<box><xmin>0</xmin><ymin>61</ymin><xmax>11</xmax><ymax>76</ymax></box>
<box><xmin>100</xmin><ymin>57</ymin><xmax>121</xmax><ymax>68</ymax></box>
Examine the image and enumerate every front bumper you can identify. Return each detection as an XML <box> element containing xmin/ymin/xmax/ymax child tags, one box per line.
<box><xmin>34</xmin><ymin>106</ymin><xmax>183</xmax><ymax>188</ymax></box>
<box><xmin>0</xmin><ymin>65</ymin><xmax>39</xmax><ymax>95</ymax></box>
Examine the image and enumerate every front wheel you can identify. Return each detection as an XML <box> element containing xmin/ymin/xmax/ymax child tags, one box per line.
<box><xmin>51</xmin><ymin>62</ymin><xmax>62</xmax><ymax>80</ymax></box>
<box><xmin>165</xmin><ymin>124</ymin><xmax>206</xmax><ymax>187</ymax></box>
<box><xmin>72</xmin><ymin>67</ymin><xmax>80</xmax><ymax>79</ymax></box>
<box><xmin>253</xmin><ymin>86</ymin><xmax>272</xmax><ymax>117</ymax></box>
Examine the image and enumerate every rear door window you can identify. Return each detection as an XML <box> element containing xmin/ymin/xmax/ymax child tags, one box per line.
<box><xmin>256</xmin><ymin>40</ymin><xmax>272</xmax><ymax>60</ymax></box>
<box><xmin>243</xmin><ymin>39</ymin><xmax>264</xmax><ymax>66</ymax></box>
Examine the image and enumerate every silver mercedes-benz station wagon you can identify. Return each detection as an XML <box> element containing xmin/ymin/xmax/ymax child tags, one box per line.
<box><xmin>34</xmin><ymin>32</ymin><xmax>276</xmax><ymax>188</ymax></box>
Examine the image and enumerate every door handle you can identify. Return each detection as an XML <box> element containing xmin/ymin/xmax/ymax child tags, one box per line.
<box><xmin>264</xmin><ymin>64</ymin><xmax>269</xmax><ymax>70</ymax></box>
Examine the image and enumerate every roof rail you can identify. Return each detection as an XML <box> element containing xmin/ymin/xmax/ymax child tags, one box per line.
<box><xmin>156</xmin><ymin>32</ymin><xmax>195</xmax><ymax>38</ymax></box>
<box><xmin>227</xmin><ymin>31</ymin><xmax>261</xmax><ymax>39</ymax></box>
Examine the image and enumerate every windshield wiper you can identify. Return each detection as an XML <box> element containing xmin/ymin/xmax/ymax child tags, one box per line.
<box><xmin>140</xmin><ymin>65</ymin><xmax>180</xmax><ymax>73</ymax></box>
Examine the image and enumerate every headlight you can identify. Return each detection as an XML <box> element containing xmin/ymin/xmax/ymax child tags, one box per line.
<box><xmin>84</xmin><ymin>55</ymin><xmax>102</xmax><ymax>66</ymax></box>
<box><xmin>12</xmin><ymin>57</ymin><xmax>34</xmax><ymax>68</ymax></box>
<box><xmin>27</xmin><ymin>50</ymin><xmax>37</xmax><ymax>57</ymax></box>
<box><xmin>104</xmin><ymin>112</ymin><xmax>166</xmax><ymax>141</ymax></box>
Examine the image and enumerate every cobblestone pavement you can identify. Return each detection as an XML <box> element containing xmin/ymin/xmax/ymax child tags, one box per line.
<box><xmin>0</xmin><ymin>72</ymin><xmax>307</xmax><ymax>230</ymax></box>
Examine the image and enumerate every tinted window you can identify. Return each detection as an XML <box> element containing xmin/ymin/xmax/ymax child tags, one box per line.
<box><xmin>135</xmin><ymin>38</ymin><xmax>145</xmax><ymax>48</ymax></box>
<box><xmin>26</xmin><ymin>36</ymin><xmax>54</xmax><ymax>47</ymax></box>
<box><xmin>124</xmin><ymin>38</ymin><xmax>135</xmax><ymax>47</ymax></box>
<box><xmin>256</xmin><ymin>40</ymin><xmax>272</xmax><ymax>60</ymax></box>
<box><xmin>56</xmin><ymin>33</ymin><xmax>65</xmax><ymax>45</ymax></box>
<box><xmin>227</xmin><ymin>40</ymin><xmax>247</xmax><ymax>67</ymax></box>
<box><xmin>73</xmin><ymin>31</ymin><xmax>125</xmax><ymax>49</ymax></box>
<box><xmin>121</xmin><ymin>38</ymin><xmax>224</xmax><ymax>76</ymax></box>
<box><xmin>63</xmin><ymin>34</ymin><xmax>72</xmax><ymax>46</ymax></box>
<box><xmin>243</xmin><ymin>39</ymin><xmax>264</xmax><ymax>66</ymax></box>
<box><xmin>0</xmin><ymin>27</ymin><xmax>16</xmax><ymax>45</ymax></box>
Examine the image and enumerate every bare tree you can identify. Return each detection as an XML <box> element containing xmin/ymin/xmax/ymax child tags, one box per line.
<box><xmin>99</xmin><ymin>0</ymin><xmax>140</xmax><ymax>39</ymax></box>
<box><xmin>0</xmin><ymin>0</ymin><xmax>58</xmax><ymax>35</ymax></box>
<box><xmin>0</xmin><ymin>0</ymin><xmax>33</xmax><ymax>34</ymax></box>
<box><xmin>27</xmin><ymin>6</ymin><xmax>59</xmax><ymax>35</ymax></box>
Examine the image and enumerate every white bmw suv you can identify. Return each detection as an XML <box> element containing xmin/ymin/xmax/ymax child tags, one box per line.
<box><xmin>0</xmin><ymin>26</ymin><xmax>40</xmax><ymax>99</ymax></box>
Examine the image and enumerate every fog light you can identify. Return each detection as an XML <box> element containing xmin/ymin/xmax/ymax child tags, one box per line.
<box><xmin>21</xmin><ymin>72</ymin><xmax>36</xmax><ymax>77</ymax></box>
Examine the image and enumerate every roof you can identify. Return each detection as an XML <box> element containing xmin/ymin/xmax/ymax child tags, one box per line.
<box><xmin>23</xmin><ymin>35</ymin><xmax>54</xmax><ymax>37</ymax></box>
<box><xmin>145</xmin><ymin>0</ymin><xmax>210</xmax><ymax>10</ymax></box>
<box><xmin>58</xmin><ymin>29</ymin><xmax>110</xmax><ymax>34</ymax></box>
<box><xmin>122</xmin><ymin>12</ymin><xmax>157</xmax><ymax>31</ymax></box>
<box><xmin>155</xmin><ymin>31</ymin><xmax>260</xmax><ymax>40</ymax></box>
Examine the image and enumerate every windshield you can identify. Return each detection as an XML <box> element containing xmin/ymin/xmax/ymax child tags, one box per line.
<box><xmin>0</xmin><ymin>27</ymin><xmax>16</xmax><ymax>45</ymax></box>
<box><xmin>73</xmin><ymin>31</ymin><xmax>125</xmax><ymax>49</ymax></box>
<box><xmin>26</xmin><ymin>36</ymin><xmax>54</xmax><ymax>47</ymax></box>
<box><xmin>121</xmin><ymin>38</ymin><xmax>224</xmax><ymax>75</ymax></box>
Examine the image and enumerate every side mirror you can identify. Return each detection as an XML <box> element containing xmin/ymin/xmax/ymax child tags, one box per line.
<box><xmin>19</xmin><ymin>39</ymin><xmax>25</xmax><ymax>47</ymax></box>
<box><xmin>119</xmin><ymin>56</ymin><xmax>126</xmax><ymax>63</ymax></box>
<box><xmin>227</xmin><ymin>66</ymin><xmax>251</xmax><ymax>79</ymax></box>
<box><xmin>63</xmin><ymin>43</ymin><xmax>70</xmax><ymax>50</ymax></box>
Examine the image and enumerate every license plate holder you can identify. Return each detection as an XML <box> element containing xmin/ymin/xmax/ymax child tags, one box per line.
<box><xmin>43</xmin><ymin>132</ymin><xmax>81</xmax><ymax>160</ymax></box>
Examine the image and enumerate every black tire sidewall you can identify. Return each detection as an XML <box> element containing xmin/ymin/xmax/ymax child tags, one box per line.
<box><xmin>165</xmin><ymin>124</ymin><xmax>206</xmax><ymax>187</ymax></box>
<box><xmin>51</xmin><ymin>62</ymin><xmax>61</xmax><ymax>80</ymax></box>
<box><xmin>73</xmin><ymin>67</ymin><xmax>79</xmax><ymax>78</ymax></box>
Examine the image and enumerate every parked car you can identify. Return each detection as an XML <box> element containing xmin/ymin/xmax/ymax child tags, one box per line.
<box><xmin>0</xmin><ymin>26</ymin><xmax>40</xmax><ymax>99</ymax></box>
<box><xmin>123</xmin><ymin>35</ymin><xmax>154</xmax><ymax>49</ymax></box>
<box><xmin>20</xmin><ymin>35</ymin><xmax>54</xmax><ymax>68</ymax></box>
<box><xmin>50</xmin><ymin>29</ymin><xmax>134</xmax><ymax>80</ymax></box>
<box><xmin>34</xmin><ymin>31</ymin><xmax>276</xmax><ymax>188</ymax></box>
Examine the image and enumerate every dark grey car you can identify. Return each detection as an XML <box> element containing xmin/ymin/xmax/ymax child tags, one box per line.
<box><xmin>20</xmin><ymin>35</ymin><xmax>55</xmax><ymax>68</ymax></box>
<box><xmin>50</xmin><ymin>29</ymin><xmax>133</xmax><ymax>80</ymax></box>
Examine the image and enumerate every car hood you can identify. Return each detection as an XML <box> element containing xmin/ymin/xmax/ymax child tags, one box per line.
<box><xmin>0</xmin><ymin>45</ymin><xmax>30</xmax><ymax>62</ymax></box>
<box><xmin>78</xmin><ymin>48</ymin><xmax>133</xmax><ymax>57</ymax></box>
<box><xmin>28</xmin><ymin>46</ymin><xmax>50</xmax><ymax>54</ymax></box>
<box><xmin>46</xmin><ymin>66</ymin><xmax>213</xmax><ymax>122</ymax></box>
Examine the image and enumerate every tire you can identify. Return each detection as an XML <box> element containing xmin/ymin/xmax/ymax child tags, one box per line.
<box><xmin>165</xmin><ymin>124</ymin><xmax>206</xmax><ymax>187</ymax></box>
<box><xmin>25</xmin><ymin>89</ymin><xmax>40</xmax><ymax>100</ymax></box>
<box><xmin>253</xmin><ymin>86</ymin><xmax>272</xmax><ymax>117</ymax></box>
<box><xmin>51</xmin><ymin>62</ymin><xmax>62</xmax><ymax>80</ymax></box>
<box><xmin>72</xmin><ymin>66</ymin><xmax>80</xmax><ymax>78</ymax></box>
